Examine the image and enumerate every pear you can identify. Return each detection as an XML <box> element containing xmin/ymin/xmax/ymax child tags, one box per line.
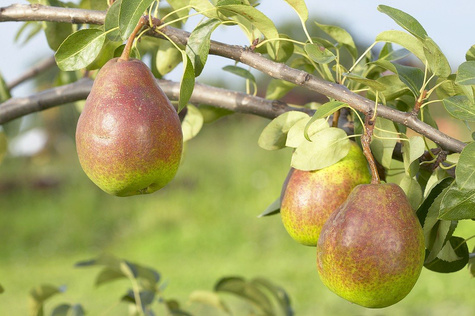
<box><xmin>280</xmin><ymin>142</ymin><xmax>371</xmax><ymax>246</ymax></box>
<box><xmin>76</xmin><ymin>57</ymin><xmax>183</xmax><ymax>196</ymax></box>
<box><xmin>316</xmin><ymin>183</ymin><xmax>425</xmax><ymax>308</ymax></box>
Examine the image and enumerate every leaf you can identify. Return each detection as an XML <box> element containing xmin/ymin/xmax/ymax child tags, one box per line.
<box><xmin>182</xmin><ymin>104</ymin><xmax>204</xmax><ymax>142</ymax></box>
<box><xmin>118</xmin><ymin>0</ymin><xmax>154</xmax><ymax>40</ymax></box>
<box><xmin>377</xmin><ymin>5</ymin><xmax>428</xmax><ymax>40</ymax></box>
<box><xmin>186</xmin><ymin>19</ymin><xmax>220</xmax><ymax>77</ymax></box>
<box><xmin>311</xmin><ymin>101</ymin><xmax>348</xmax><ymax>120</ymax></box>
<box><xmin>291</xmin><ymin>127</ymin><xmax>350</xmax><ymax>171</ymax></box>
<box><xmin>456</xmin><ymin>142</ymin><xmax>475</xmax><ymax>190</ymax></box>
<box><xmin>155</xmin><ymin>40</ymin><xmax>182</xmax><ymax>76</ymax></box>
<box><xmin>214</xmin><ymin>277</ymin><xmax>273</xmax><ymax>315</ymax></box>
<box><xmin>113</xmin><ymin>44</ymin><xmax>140</xmax><ymax>59</ymax></box>
<box><xmin>0</xmin><ymin>283</ymin><xmax>4</xmax><ymax>294</ymax></box>
<box><xmin>399</xmin><ymin>175</ymin><xmax>423</xmax><ymax>210</ymax></box>
<box><xmin>190</xmin><ymin>0</ymin><xmax>219</xmax><ymax>19</ymax></box>
<box><xmin>283</xmin><ymin>0</ymin><xmax>308</xmax><ymax>22</ymax></box>
<box><xmin>424</xmin><ymin>236</ymin><xmax>469</xmax><ymax>273</ymax></box>
<box><xmin>439</xmin><ymin>183</ymin><xmax>475</xmax><ymax>220</ymax></box>
<box><xmin>416</xmin><ymin>177</ymin><xmax>453</xmax><ymax>227</ymax></box>
<box><xmin>401</xmin><ymin>135</ymin><xmax>424</xmax><ymax>177</ymax></box>
<box><xmin>104</xmin><ymin>0</ymin><xmax>122</xmax><ymax>41</ymax></box>
<box><xmin>188</xmin><ymin>290</ymin><xmax>229</xmax><ymax>313</ymax></box>
<box><xmin>167</xmin><ymin>0</ymin><xmax>192</xmax><ymax>20</ymax></box>
<box><xmin>266</xmin><ymin>34</ymin><xmax>295</xmax><ymax>63</ymax></box>
<box><xmin>29</xmin><ymin>284</ymin><xmax>64</xmax><ymax>316</ymax></box>
<box><xmin>455</xmin><ymin>61</ymin><xmax>475</xmax><ymax>85</ymax></box>
<box><xmin>251</xmin><ymin>278</ymin><xmax>293</xmax><ymax>316</ymax></box>
<box><xmin>257</xmin><ymin>197</ymin><xmax>281</xmax><ymax>218</ymax></box>
<box><xmin>468</xmin><ymin>246</ymin><xmax>475</xmax><ymax>277</ymax></box>
<box><xmin>466</xmin><ymin>45</ymin><xmax>475</xmax><ymax>61</ymax></box>
<box><xmin>423</xmin><ymin>37</ymin><xmax>451</xmax><ymax>78</ymax></box>
<box><xmin>95</xmin><ymin>267</ymin><xmax>126</xmax><ymax>287</ymax></box>
<box><xmin>343</xmin><ymin>73</ymin><xmax>386</xmax><ymax>91</ymax></box>
<box><xmin>51</xmin><ymin>304</ymin><xmax>85</xmax><ymax>316</ymax></box>
<box><xmin>43</xmin><ymin>21</ymin><xmax>74</xmax><ymax>51</ymax></box>
<box><xmin>222</xmin><ymin>65</ymin><xmax>256</xmax><ymax>83</ymax></box>
<box><xmin>0</xmin><ymin>71</ymin><xmax>11</xmax><ymax>103</ymax></box>
<box><xmin>258</xmin><ymin>111</ymin><xmax>309</xmax><ymax>150</ymax></box>
<box><xmin>376</xmin><ymin>30</ymin><xmax>425</xmax><ymax>63</ymax></box>
<box><xmin>286</xmin><ymin>117</ymin><xmax>329</xmax><ymax>148</ymax></box>
<box><xmin>304</xmin><ymin>43</ymin><xmax>335</xmax><ymax>64</ymax></box>
<box><xmin>370</xmin><ymin>117</ymin><xmax>398</xmax><ymax>169</ymax></box>
<box><xmin>217</xmin><ymin>4</ymin><xmax>279</xmax><ymax>40</ymax></box>
<box><xmin>375</xmin><ymin>75</ymin><xmax>410</xmax><ymax>101</ymax></box>
<box><xmin>179</xmin><ymin>54</ymin><xmax>195</xmax><ymax>112</ymax></box>
<box><xmin>443</xmin><ymin>95</ymin><xmax>475</xmax><ymax>122</ymax></box>
<box><xmin>315</xmin><ymin>22</ymin><xmax>357</xmax><ymax>59</ymax></box>
<box><xmin>87</xmin><ymin>38</ymin><xmax>121</xmax><ymax>70</ymax></box>
<box><xmin>55</xmin><ymin>29</ymin><xmax>106</xmax><ymax>71</ymax></box>
<box><xmin>265</xmin><ymin>79</ymin><xmax>296</xmax><ymax>100</ymax></box>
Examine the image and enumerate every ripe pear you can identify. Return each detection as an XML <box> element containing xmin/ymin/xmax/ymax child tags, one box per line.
<box><xmin>76</xmin><ymin>57</ymin><xmax>183</xmax><ymax>196</ymax></box>
<box><xmin>316</xmin><ymin>183</ymin><xmax>425</xmax><ymax>308</ymax></box>
<box><xmin>280</xmin><ymin>142</ymin><xmax>371</xmax><ymax>246</ymax></box>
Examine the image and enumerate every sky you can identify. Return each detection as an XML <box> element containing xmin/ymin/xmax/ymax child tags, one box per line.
<box><xmin>1</xmin><ymin>0</ymin><xmax>475</xmax><ymax>97</ymax></box>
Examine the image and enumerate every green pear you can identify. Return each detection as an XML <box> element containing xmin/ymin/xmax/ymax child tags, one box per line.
<box><xmin>76</xmin><ymin>57</ymin><xmax>183</xmax><ymax>196</ymax></box>
<box><xmin>316</xmin><ymin>183</ymin><xmax>425</xmax><ymax>308</ymax></box>
<box><xmin>280</xmin><ymin>142</ymin><xmax>371</xmax><ymax>246</ymax></box>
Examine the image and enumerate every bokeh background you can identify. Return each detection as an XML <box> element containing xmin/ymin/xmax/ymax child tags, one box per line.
<box><xmin>0</xmin><ymin>0</ymin><xmax>474</xmax><ymax>314</ymax></box>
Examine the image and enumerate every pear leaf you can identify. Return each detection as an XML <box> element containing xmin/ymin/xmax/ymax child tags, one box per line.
<box><xmin>304</xmin><ymin>43</ymin><xmax>335</xmax><ymax>64</ymax></box>
<box><xmin>118</xmin><ymin>0</ymin><xmax>154</xmax><ymax>40</ymax></box>
<box><xmin>439</xmin><ymin>184</ymin><xmax>475</xmax><ymax>220</ymax></box>
<box><xmin>399</xmin><ymin>175</ymin><xmax>423</xmax><ymax>210</ymax></box>
<box><xmin>315</xmin><ymin>22</ymin><xmax>357</xmax><ymax>59</ymax></box>
<box><xmin>258</xmin><ymin>111</ymin><xmax>309</xmax><ymax>150</ymax></box>
<box><xmin>455</xmin><ymin>142</ymin><xmax>475</xmax><ymax>190</ymax></box>
<box><xmin>266</xmin><ymin>79</ymin><xmax>296</xmax><ymax>100</ymax></box>
<box><xmin>257</xmin><ymin>197</ymin><xmax>281</xmax><ymax>218</ymax></box>
<box><xmin>179</xmin><ymin>54</ymin><xmax>195</xmax><ymax>112</ymax></box>
<box><xmin>442</xmin><ymin>95</ymin><xmax>475</xmax><ymax>122</ymax></box>
<box><xmin>377</xmin><ymin>5</ymin><xmax>428</xmax><ymax>40</ymax></box>
<box><xmin>455</xmin><ymin>61</ymin><xmax>475</xmax><ymax>85</ymax></box>
<box><xmin>376</xmin><ymin>30</ymin><xmax>425</xmax><ymax>63</ymax></box>
<box><xmin>283</xmin><ymin>0</ymin><xmax>308</xmax><ymax>22</ymax></box>
<box><xmin>286</xmin><ymin>117</ymin><xmax>329</xmax><ymax>148</ymax></box>
<box><xmin>370</xmin><ymin>117</ymin><xmax>398</xmax><ymax>169</ymax></box>
<box><xmin>186</xmin><ymin>19</ymin><xmax>221</xmax><ymax>77</ymax></box>
<box><xmin>291</xmin><ymin>127</ymin><xmax>350</xmax><ymax>171</ymax></box>
<box><xmin>182</xmin><ymin>104</ymin><xmax>204</xmax><ymax>142</ymax></box>
<box><xmin>424</xmin><ymin>236</ymin><xmax>469</xmax><ymax>273</ymax></box>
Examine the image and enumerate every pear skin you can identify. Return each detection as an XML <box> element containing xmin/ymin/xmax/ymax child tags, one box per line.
<box><xmin>76</xmin><ymin>58</ymin><xmax>183</xmax><ymax>196</ymax></box>
<box><xmin>280</xmin><ymin>142</ymin><xmax>371</xmax><ymax>246</ymax></box>
<box><xmin>316</xmin><ymin>183</ymin><xmax>425</xmax><ymax>308</ymax></box>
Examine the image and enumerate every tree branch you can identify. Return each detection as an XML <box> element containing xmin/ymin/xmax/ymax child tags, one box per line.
<box><xmin>0</xmin><ymin>78</ymin><xmax>314</xmax><ymax>125</ymax></box>
<box><xmin>7</xmin><ymin>56</ymin><xmax>57</xmax><ymax>90</ymax></box>
<box><xmin>0</xmin><ymin>4</ymin><xmax>467</xmax><ymax>153</ymax></box>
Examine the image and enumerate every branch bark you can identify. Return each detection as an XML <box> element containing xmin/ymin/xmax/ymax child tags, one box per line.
<box><xmin>0</xmin><ymin>4</ymin><xmax>467</xmax><ymax>153</ymax></box>
<box><xmin>0</xmin><ymin>78</ymin><xmax>314</xmax><ymax>125</ymax></box>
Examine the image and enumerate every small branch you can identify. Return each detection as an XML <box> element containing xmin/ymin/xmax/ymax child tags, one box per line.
<box><xmin>7</xmin><ymin>56</ymin><xmax>57</xmax><ymax>90</ymax></box>
<box><xmin>361</xmin><ymin>115</ymin><xmax>380</xmax><ymax>184</ymax></box>
<box><xmin>0</xmin><ymin>78</ymin><xmax>314</xmax><ymax>125</ymax></box>
<box><xmin>0</xmin><ymin>4</ymin><xmax>467</xmax><ymax>153</ymax></box>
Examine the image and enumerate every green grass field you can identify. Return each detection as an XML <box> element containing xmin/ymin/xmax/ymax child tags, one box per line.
<box><xmin>0</xmin><ymin>114</ymin><xmax>474</xmax><ymax>315</ymax></box>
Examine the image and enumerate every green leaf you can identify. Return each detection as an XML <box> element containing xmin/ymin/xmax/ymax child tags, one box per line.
<box><xmin>119</xmin><ymin>0</ymin><xmax>154</xmax><ymax>40</ymax></box>
<box><xmin>304</xmin><ymin>43</ymin><xmax>335</xmax><ymax>64</ymax></box>
<box><xmin>104</xmin><ymin>0</ymin><xmax>122</xmax><ymax>41</ymax></box>
<box><xmin>0</xmin><ymin>72</ymin><xmax>11</xmax><ymax>103</ymax></box>
<box><xmin>95</xmin><ymin>267</ymin><xmax>126</xmax><ymax>287</ymax></box>
<box><xmin>370</xmin><ymin>117</ymin><xmax>398</xmax><ymax>169</ymax></box>
<box><xmin>416</xmin><ymin>177</ymin><xmax>453</xmax><ymax>228</ymax></box>
<box><xmin>258</xmin><ymin>111</ymin><xmax>309</xmax><ymax>150</ymax></box>
<box><xmin>0</xmin><ymin>283</ymin><xmax>4</xmax><ymax>294</ymax></box>
<box><xmin>257</xmin><ymin>197</ymin><xmax>280</xmax><ymax>218</ymax></box>
<box><xmin>55</xmin><ymin>29</ymin><xmax>106</xmax><ymax>71</ymax></box>
<box><xmin>423</xmin><ymin>37</ymin><xmax>451</xmax><ymax>77</ymax></box>
<box><xmin>456</xmin><ymin>142</ymin><xmax>475</xmax><ymax>190</ymax></box>
<box><xmin>43</xmin><ymin>21</ymin><xmax>74</xmax><ymax>51</ymax></box>
<box><xmin>266</xmin><ymin>34</ymin><xmax>294</xmax><ymax>63</ymax></box>
<box><xmin>87</xmin><ymin>38</ymin><xmax>121</xmax><ymax>70</ymax></box>
<box><xmin>376</xmin><ymin>30</ymin><xmax>425</xmax><ymax>63</ymax></box>
<box><xmin>439</xmin><ymin>183</ymin><xmax>475</xmax><ymax>220</ymax></box>
<box><xmin>214</xmin><ymin>277</ymin><xmax>273</xmax><ymax>315</ymax></box>
<box><xmin>188</xmin><ymin>290</ymin><xmax>230</xmax><ymax>313</ymax></box>
<box><xmin>15</xmin><ymin>21</ymin><xmax>42</xmax><ymax>45</ymax></box>
<box><xmin>399</xmin><ymin>175</ymin><xmax>423</xmax><ymax>210</ymax></box>
<box><xmin>455</xmin><ymin>61</ymin><xmax>475</xmax><ymax>85</ymax></box>
<box><xmin>311</xmin><ymin>101</ymin><xmax>348</xmax><ymax>120</ymax></box>
<box><xmin>375</xmin><ymin>75</ymin><xmax>410</xmax><ymax>101</ymax></box>
<box><xmin>343</xmin><ymin>73</ymin><xmax>386</xmax><ymax>91</ymax></box>
<box><xmin>265</xmin><ymin>79</ymin><xmax>296</xmax><ymax>100</ymax></box>
<box><xmin>190</xmin><ymin>0</ymin><xmax>219</xmax><ymax>19</ymax></box>
<box><xmin>401</xmin><ymin>135</ymin><xmax>424</xmax><ymax>177</ymax></box>
<box><xmin>155</xmin><ymin>40</ymin><xmax>182</xmax><ymax>76</ymax></box>
<box><xmin>51</xmin><ymin>304</ymin><xmax>85</xmax><ymax>316</ymax></box>
<box><xmin>443</xmin><ymin>95</ymin><xmax>475</xmax><ymax>122</ymax></box>
<box><xmin>179</xmin><ymin>54</ymin><xmax>195</xmax><ymax>112</ymax></box>
<box><xmin>186</xmin><ymin>19</ymin><xmax>221</xmax><ymax>77</ymax></box>
<box><xmin>113</xmin><ymin>44</ymin><xmax>140</xmax><ymax>59</ymax></box>
<box><xmin>182</xmin><ymin>104</ymin><xmax>204</xmax><ymax>142</ymax></box>
<box><xmin>222</xmin><ymin>65</ymin><xmax>256</xmax><ymax>83</ymax></box>
<box><xmin>251</xmin><ymin>278</ymin><xmax>293</xmax><ymax>316</ymax></box>
<box><xmin>466</xmin><ymin>45</ymin><xmax>475</xmax><ymax>61</ymax></box>
<box><xmin>377</xmin><ymin>5</ymin><xmax>428</xmax><ymax>40</ymax></box>
<box><xmin>29</xmin><ymin>284</ymin><xmax>63</xmax><ymax>316</ymax></box>
<box><xmin>425</xmin><ymin>219</ymin><xmax>457</xmax><ymax>263</ymax></box>
<box><xmin>198</xmin><ymin>105</ymin><xmax>233</xmax><ymax>124</ymax></box>
<box><xmin>217</xmin><ymin>4</ymin><xmax>279</xmax><ymax>40</ymax></box>
<box><xmin>291</xmin><ymin>127</ymin><xmax>350</xmax><ymax>171</ymax></box>
<box><xmin>286</xmin><ymin>116</ymin><xmax>329</xmax><ymax>148</ymax></box>
<box><xmin>468</xmin><ymin>246</ymin><xmax>475</xmax><ymax>277</ymax></box>
<box><xmin>424</xmin><ymin>236</ymin><xmax>469</xmax><ymax>273</ymax></box>
<box><xmin>283</xmin><ymin>0</ymin><xmax>308</xmax><ymax>22</ymax></box>
<box><xmin>167</xmin><ymin>0</ymin><xmax>192</xmax><ymax>20</ymax></box>
<box><xmin>315</xmin><ymin>22</ymin><xmax>357</xmax><ymax>59</ymax></box>
<box><xmin>391</xmin><ymin>62</ymin><xmax>424</xmax><ymax>97</ymax></box>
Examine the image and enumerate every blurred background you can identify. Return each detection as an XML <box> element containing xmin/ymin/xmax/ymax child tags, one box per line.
<box><xmin>0</xmin><ymin>0</ymin><xmax>474</xmax><ymax>315</ymax></box>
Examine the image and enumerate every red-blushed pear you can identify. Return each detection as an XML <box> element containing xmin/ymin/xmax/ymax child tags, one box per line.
<box><xmin>280</xmin><ymin>141</ymin><xmax>371</xmax><ymax>246</ymax></box>
<box><xmin>316</xmin><ymin>183</ymin><xmax>425</xmax><ymax>308</ymax></box>
<box><xmin>75</xmin><ymin>57</ymin><xmax>183</xmax><ymax>196</ymax></box>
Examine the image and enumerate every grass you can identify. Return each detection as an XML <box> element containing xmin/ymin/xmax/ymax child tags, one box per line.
<box><xmin>0</xmin><ymin>114</ymin><xmax>474</xmax><ymax>315</ymax></box>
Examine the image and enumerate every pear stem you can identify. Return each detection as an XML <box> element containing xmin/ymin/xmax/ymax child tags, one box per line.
<box><xmin>362</xmin><ymin>114</ymin><xmax>380</xmax><ymax>184</ymax></box>
<box><xmin>119</xmin><ymin>16</ymin><xmax>147</xmax><ymax>62</ymax></box>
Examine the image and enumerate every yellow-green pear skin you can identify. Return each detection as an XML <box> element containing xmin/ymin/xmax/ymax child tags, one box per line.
<box><xmin>280</xmin><ymin>142</ymin><xmax>371</xmax><ymax>246</ymax></box>
<box><xmin>76</xmin><ymin>58</ymin><xmax>183</xmax><ymax>196</ymax></box>
<box><xmin>316</xmin><ymin>183</ymin><xmax>425</xmax><ymax>308</ymax></box>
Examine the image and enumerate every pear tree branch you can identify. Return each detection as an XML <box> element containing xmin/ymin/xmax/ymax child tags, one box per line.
<box><xmin>0</xmin><ymin>4</ymin><xmax>467</xmax><ymax>153</ymax></box>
